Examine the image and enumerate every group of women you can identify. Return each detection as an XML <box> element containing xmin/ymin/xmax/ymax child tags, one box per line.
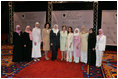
<box><xmin>13</xmin><ymin>25</ymin><xmax>32</xmax><ymax>62</ymax></box>
<box><xmin>13</xmin><ymin>22</ymin><xmax>106</xmax><ymax>67</ymax></box>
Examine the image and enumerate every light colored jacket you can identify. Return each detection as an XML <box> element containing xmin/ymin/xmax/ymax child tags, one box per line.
<box><xmin>32</xmin><ymin>27</ymin><xmax>42</xmax><ymax>43</ymax></box>
<box><xmin>96</xmin><ymin>35</ymin><xmax>106</xmax><ymax>51</ymax></box>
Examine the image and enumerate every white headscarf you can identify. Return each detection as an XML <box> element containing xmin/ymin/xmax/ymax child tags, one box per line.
<box><xmin>35</xmin><ymin>22</ymin><xmax>40</xmax><ymax>28</ymax></box>
<box><xmin>74</xmin><ymin>28</ymin><xmax>80</xmax><ymax>36</ymax></box>
<box><xmin>52</xmin><ymin>24</ymin><xmax>59</xmax><ymax>35</ymax></box>
<box><xmin>35</xmin><ymin>22</ymin><xmax>40</xmax><ymax>25</ymax></box>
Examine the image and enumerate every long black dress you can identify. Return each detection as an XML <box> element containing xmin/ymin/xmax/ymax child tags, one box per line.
<box><xmin>87</xmin><ymin>32</ymin><xmax>96</xmax><ymax>66</ymax></box>
<box><xmin>50</xmin><ymin>30</ymin><xmax>60</xmax><ymax>61</ymax></box>
<box><xmin>22</xmin><ymin>32</ymin><xmax>32</xmax><ymax>62</ymax></box>
<box><xmin>12</xmin><ymin>32</ymin><xmax>24</xmax><ymax>62</ymax></box>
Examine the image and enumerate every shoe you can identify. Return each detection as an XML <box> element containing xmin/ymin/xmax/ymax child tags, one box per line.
<box><xmin>37</xmin><ymin>59</ymin><xmax>40</xmax><ymax>61</ymax></box>
<box><xmin>47</xmin><ymin>57</ymin><xmax>49</xmax><ymax>60</ymax></box>
<box><xmin>45</xmin><ymin>57</ymin><xmax>49</xmax><ymax>60</ymax></box>
<box><xmin>75</xmin><ymin>61</ymin><xmax>79</xmax><ymax>63</ymax></box>
<box><xmin>61</xmin><ymin>58</ymin><xmax>63</xmax><ymax>61</ymax></box>
<box><xmin>66</xmin><ymin>59</ymin><xmax>69</xmax><ymax>62</ymax></box>
<box><xmin>96</xmin><ymin>66</ymin><xmax>101</xmax><ymax>68</ymax></box>
<box><xmin>33</xmin><ymin>59</ymin><xmax>37</xmax><ymax>62</ymax></box>
<box><xmin>64</xmin><ymin>58</ymin><xmax>66</xmax><ymax>61</ymax></box>
<box><xmin>69</xmin><ymin>60</ymin><xmax>72</xmax><ymax>63</ymax></box>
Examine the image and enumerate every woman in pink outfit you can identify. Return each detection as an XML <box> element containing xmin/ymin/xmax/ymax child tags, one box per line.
<box><xmin>73</xmin><ymin>28</ymin><xmax>81</xmax><ymax>63</ymax></box>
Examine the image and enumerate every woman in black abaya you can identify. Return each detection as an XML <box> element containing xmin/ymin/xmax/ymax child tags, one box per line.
<box><xmin>87</xmin><ymin>28</ymin><xmax>96</xmax><ymax>66</ymax></box>
<box><xmin>12</xmin><ymin>25</ymin><xmax>24</xmax><ymax>62</ymax></box>
<box><xmin>50</xmin><ymin>24</ymin><xmax>60</xmax><ymax>61</ymax></box>
<box><xmin>22</xmin><ymin>25</ymin><xmax>32</xmax><ymax>62</ymax></box>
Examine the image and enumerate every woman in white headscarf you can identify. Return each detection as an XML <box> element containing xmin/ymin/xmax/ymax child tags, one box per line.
<box><xmin>95</xmin><ymin>29</ymin><xmax>106</xmax><ymax>67</ymax></box>
<box><xmin>12</xmin><ymin>25</ymin><xmax>24</xmax><ymax>62</ymax></box>
<box><xmin>73</xmin><ymin>28</ymin><xmax>81</xmax><ymax>63</ymax></box>
<box><xmin>32</xmin><ymin>22</ymin><xmax>42</xmax><ymax>62</ymax></box>
<box><xmin>50</xmin><ymin>24</ymin><xmax>60</xmax><ymax>61</ymax></box>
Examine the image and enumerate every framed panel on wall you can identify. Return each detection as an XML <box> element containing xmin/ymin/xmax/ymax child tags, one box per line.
<box><xmin>14</xmin><ymin>11</ymin><xmax>46</xmax><ymax>31</ymax></box>
<box><xmin>102</xmin><ymin>10</ymin><xmax>117</xmax><ymax>46</ymax></box>
<box><xmin>51</xmin><ymin>10</ymin><xmax>93</xmax><ymax>30</ymax></box>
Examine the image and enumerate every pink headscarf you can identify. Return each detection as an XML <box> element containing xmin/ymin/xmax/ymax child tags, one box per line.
<box><xmin>25</xmin><ymin>25</ymin><xmax>32</xmax><ymax>40</ymax></box>
<box><xmin>98</xmin><ymin>29</ymin><xmax>104</xmax><ymax>40</ymax></box>
<box><xmin>16</xmin><ymin>25</ymin><xmax>21</xmax><ymax>35</ymax></box>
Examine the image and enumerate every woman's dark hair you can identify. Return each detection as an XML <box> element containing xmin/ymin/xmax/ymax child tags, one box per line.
<box><xmin>89</xmin><ymin>28</ymin><xmax>96</xmax><ymax>34</ymax></box>
<box><xmin>44</xmin><ymin>23</ymin><xmax>51</xmax><ymax>29</ymax></box>
<box><xmin>62</xmin><ymin>25</ymin><xmax>67</xmax><ymax>30</ymax></box>
<box><xmin>89</xmin><ymin>28</ymin><xmax>93</xmax><ymax>32</ymax></box>
<box><xmin>68</xmin><ymin>26</ymin><xmax>73</xmax><ymax>33</ymax></box>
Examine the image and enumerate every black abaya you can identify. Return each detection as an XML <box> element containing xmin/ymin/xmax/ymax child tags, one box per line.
<box><xmin>12</xmin><ymin>32</ymin><xmax>24</xmax><ymax>62</ymax></box>
<box><xmin>87</xmin><ymin>33</ymin><xmax>96</xmax><ymax>66</ymax></box>
<box><xmin>50</xmin><ymin>30</ymin><xmax>60</xmax><ymax>61</ymax></box>
<box><xmin>22</xmin><ymin>32</ymin><xmax>32</xmax><ymax>62</ymax></box>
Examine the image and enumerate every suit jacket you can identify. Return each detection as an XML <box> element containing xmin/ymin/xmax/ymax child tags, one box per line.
<box><xmin>95</xmin><ymin>35</ymin><xmax>106</xmax><ymax>51</ymax></box>
<box><xmin>50</xmin><ymin>30</ymin><xmax>60</xmax><ymax>48</ymax></box>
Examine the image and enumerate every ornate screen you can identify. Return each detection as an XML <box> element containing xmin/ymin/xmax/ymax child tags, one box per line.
<box><xmin>14</xmin><ymin>11</ymin><xmax>46</xmax><ymax>31</ymax></box>
<box><xmin>51</xmin><ymin>10</ymin><xmax>93</xmax><ymax>31</ymax></box>
<box><xmin>102</xmin><ymin>10</ymin><xmax>117</xmax><ymax>46</ymax></box>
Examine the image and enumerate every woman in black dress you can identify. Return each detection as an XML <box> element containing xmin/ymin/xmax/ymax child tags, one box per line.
<box><xmin>22</xmin><ymin>25</ymin><xmax>32</xmax><ymax>62</ymax></box>
<box><xmin>12</xmin><ymin>25</ymin><xmax>24</xmax><ymax>62</ymax></box>
<box><xmin>87</xmin><ymin>28</ymin><xmax>96</xmax><ymax>66</ymax></box>
<box><xmin>50</xmin><ymin>24</ymin><xmax>60</xmax><ymax>61</ymax></box>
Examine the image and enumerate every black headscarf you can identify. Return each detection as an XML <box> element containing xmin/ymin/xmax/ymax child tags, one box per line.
<box><xmin>88</xmin><ymin>28</ymin><xmax>96</xmax><ymax>49</ymax></box>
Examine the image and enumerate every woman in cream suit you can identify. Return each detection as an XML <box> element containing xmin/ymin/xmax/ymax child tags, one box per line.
<box><xmin>60</xmin><ymin>25</ymin><xmax>67</xmax><ymax>61</ymax></box>
<box><xmin>66</xmin><ymin>27</ymin><xmax>73</xmax><ymax>62</ymax></box>
<box><xmin>95</xmin><ymin>29</ymin><xmax>106</xmax><ymax>67</ymax></box>
<box><xmin>80</xmin><ymin>26</ymin><xmax>88</xmax><ymax>64</ymax></box>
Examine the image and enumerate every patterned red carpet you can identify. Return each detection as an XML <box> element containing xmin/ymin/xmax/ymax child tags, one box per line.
<box><xmin>13</xmin><ymin>57</ymin><xmax>87</xmax><ymax>78</ymax></box>
<box><xmin>1</xmin><ymin>45</ymin><xmax>87</xmax><ymax>78</ymax></box>
<box><xmin>1</xmin><ymin>45</ymin><xmax>117</xmax><ymax>78</ymax></box>
<box><xmin>89</xmin><ymin>51</ymin><xmax>117</xmax><ymax>78</ymax></box>
<box><xmin>102</xmin><ymin>51</ymin><xmax>117</xmax><ymax>78</ymax></box>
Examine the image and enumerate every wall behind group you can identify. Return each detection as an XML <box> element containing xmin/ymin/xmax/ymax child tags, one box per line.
<box><xmin>51</xmin><ymin>10</ymin><xmax>93</xmax><ymax>30</ymax></box>
<box><xmin>14</xmin><ymin>11</ymin><xmax>46</xmax><ymax>31</ymax></box>
<box><xmin>102</xmin><ymin>10</ymin><xmax>117</xmax><ymax>46</ymax></box>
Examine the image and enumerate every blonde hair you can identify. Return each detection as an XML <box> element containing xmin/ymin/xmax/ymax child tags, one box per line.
<box><xmin>81</xmin><ymin>25</ymin><xmax>87</xmax><ymax>33</ymax></box>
